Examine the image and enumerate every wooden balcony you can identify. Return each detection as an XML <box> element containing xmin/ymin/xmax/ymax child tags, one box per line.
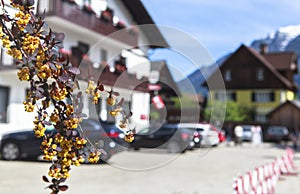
<box><xmin>39</xmin><ymin>0</ymin><xmax>138</xmax><ymax>46</ymax></box>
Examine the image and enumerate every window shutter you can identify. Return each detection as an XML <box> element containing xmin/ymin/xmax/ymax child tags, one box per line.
<box><xmin>251</xmin><ymin>92</ymin><xmax>255</xmax><ymax>102</ymax></box>
<box><xmin>232</xmin><ymin>92</ymin><xmax>237</xmax><ymax>101</ymax></box>
<box><xmin>270</xmin><ymin>92</ymin><xmax>275</xmax><ymax>102</ymax></box>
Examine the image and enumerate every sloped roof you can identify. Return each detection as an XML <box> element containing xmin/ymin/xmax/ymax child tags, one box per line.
<box><xmin>262</xmin><ymin>52</ymin><xmax>297</xmax><ymax>70</ymax></box>
<box><xmin>209</xmin><ymin>44</ymin><xmax>296</xmax><ymax>90</ymax></box>
<box><xmin>244</xmin><ymin>45</ymin><xmax>296</xmax><ymax>90</ymax></box>
<box><xmin>121</xmin><ymin>0</ymin><xmax>169</xmax><ymax>48</ymax></box>
<box><xmin>151</xmin><ymin>61</ymin><xmax>181</xmax><ymax>96</ymax></box>
<box><xmin>268</xmin><ymin>100</ymin><xmax>300</xmax><ymax>116</ymax></box>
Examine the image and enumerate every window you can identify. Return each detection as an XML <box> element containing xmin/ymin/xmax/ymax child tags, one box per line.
<box><xmin>214</xmin><ymin>91</ymin><xmax>236</xmax><ymax>101</ymax></box>
<box><xmin>0</xmin><ymin>86</ymin><xmax>10</xmax><ymax>123</ymax></box>
<box><xmin>256</xmin><ymin>68</ymin><xmax>264</xmax><ymax>81</ymax></box>
<box><xmin>1</xmin><ymin>48</ymin><xmax>13</xmax><ymax>66</ymax></box>
<box><xmin>224</xmin><ymin>70</ymin><xmax>231</xmax><ymax>81</ymax></box>
<box><xmin>78</xmin><ymin>41</ymin><xmax>90</xmax><ymax>55</ymax></box>
<box><xmin>255</xmin><ymin>114</ymin><xmax>267</xmax><ymax>123</ymax></box>
<box><xmin>251</xmin><ymin>91</ymin><xmax>274</xmax><ymax>102</ymax></box>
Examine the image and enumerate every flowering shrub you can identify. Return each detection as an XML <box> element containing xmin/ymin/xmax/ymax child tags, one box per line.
<box><xmin>0</xmin><ymin>0</ymin><xmax>134</xmax><ymax>193</ymax></box>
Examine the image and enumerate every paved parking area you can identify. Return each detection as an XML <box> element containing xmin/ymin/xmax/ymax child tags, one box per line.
<box><xmin>0</xmin><ymin>143</ymin><xmax>299</xmax><ymax>194</ymax></box>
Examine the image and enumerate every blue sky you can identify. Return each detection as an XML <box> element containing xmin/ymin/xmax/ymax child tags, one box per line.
<box><xmin>141</xmin><ymin>0</ymin><xmax>300</xmax><ymax>80</ymax></box>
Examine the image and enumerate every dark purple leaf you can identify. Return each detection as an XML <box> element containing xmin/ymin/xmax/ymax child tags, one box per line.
<box><xmin>40</xmin><ymin>9</ymin><xmax>47</xmax><ymax>20</ymax></box>
<box><xmin>56</xmin><ymin>146</ymin><xmax>62</xmax><ymax>152</ymax></box>
<box><xmin>25</xmin><ymin>24</ymin><xmax>34</xmax><ymax>33</ymax></box>
<box><xmin>49</xmin><ymin>63</ymin><xmax>57</xmax><ymax>71</ymax></box>
<box><xmin>58</xmin><ymin>101</ymin><xmax>66</xmax><ymax>107</ymax></box>
<box><xmin>60</xmin><ymin>70</ymin><xmax>69</xmax><ymax>82</ymax></box>
<box><xmin>54</xmin><ymin>33</ymin><xmax>65</xmax><ymax>42</ymax></box>
<box><xmin>0</xmin><ymin>14</ymin><xmax>10</xmax><ymax>22</ymax></box>
<box><xmin>74</xmin><ymin>79</ymin><xmax>80</xmax><ymax>90</ymax></box>
<box><xmin>11</xmin><ymin>24</ymin><xmax>19</xmax><ymax>36</ymax></box>
<box><xmin>117</xmin><ymin>98</ymin><xmax>124</xmax><ymax>106</ymax></box>
<box><xmin>36</xmin><ymin>91</ymin><xmax>44</xmax><ymax>99</ymax></box>
<box><xmin>26</xmin><ymin>0</ymin><xmax>35</xmax><ymax>6</ymax></box>
<box><xmin>77</xmin><ymin>91</ymin><xmax>82</xmax><ymax>98</ymax></box>
<box><xmin>44</xmin><ymin>121</ymin><xmax>52</xmax><ymax>126</ymax></box>
<box><xmin>42</xmin><ymin>176</ymin><xmax>50</xmax><ymax>183</ymax></box>
<box><xmin>68</xmin><ymin>67</ymin><xmax>80</xmax><ymax>75</ymax></box>
<box><xmin>37</xmin><ymin>87</ymin><xmax>44</xmax><ymax>93</ymax></box>
<box><xmin>12</xmin><ymin>0</ymin><xmax>22</xmax><ymax>6</ymax></box>
<box><xmin>97</xmin><ymin>84</ymin><xmax>104</xmax><ymax>91</ymax></box>
<box><xmin>113</xmin><ymin>91</ymin><xmax>120</xmax><ymax>96</ymax></box>
<box><xmin>59</xmin><ymin>178</ymin><xmax>66</xmax><ymax>183</ymax></box>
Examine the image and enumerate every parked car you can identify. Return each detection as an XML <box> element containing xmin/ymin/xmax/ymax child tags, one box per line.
<box><xmin>240</xmin><ymin>125</ymin><xmax>254</xmax><ymax>141</ymax></box>
<box><xmin>264</xmin><ymin>125</ymin><xmax>290</xmax><ymax>143</ymax></box>
<box><xmin>177</xmin><ymin>123</ymin><xmax>220</xmax><ymax>147</ymax></box>
<box><xmin>130</xmin><ymin>124</ymin><xmax>195</xmax><ymax>153</ymax></box>
<box><xmin>0</xmin><ymin>119</ymin><xmax>124</xmax><ymax>162</ymax></box>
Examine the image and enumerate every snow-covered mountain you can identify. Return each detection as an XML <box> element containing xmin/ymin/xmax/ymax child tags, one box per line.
<box><xmin>251</xmin><ymin>25</ymin><xmax>300</xmax><ymax>60</ymax></box>
<box><xmin>178</xmin><ymin>24</ymin><xmax>300</xmax><ymax>96</ymax></box>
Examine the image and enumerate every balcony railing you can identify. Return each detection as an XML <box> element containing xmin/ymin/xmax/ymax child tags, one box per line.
<box><xmin>38</xmin><ymin>0</ymin><xmax>138</xmax><ymax>46</ymax></box>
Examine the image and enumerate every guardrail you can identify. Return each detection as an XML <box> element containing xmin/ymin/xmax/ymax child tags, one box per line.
<box><xmin>233</xmin><ymin>148</ymin><xmax>298</xmax><ymax>194</ymax></box>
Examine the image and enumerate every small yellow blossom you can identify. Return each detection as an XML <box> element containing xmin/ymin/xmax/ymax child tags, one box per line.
<box><xmin>88</xmin><ymin>151</ymin><xmax>100</xmax><ymax>163</ymax></box>
<box><xmin>17</xmin><ymin>67</ymin><xmax>30</xmax><ymax>81</ymax></box>
<box><xmin>107</xmin><ymin>96</ymin><xmax>116</xmax><ymax>106</ymax></box>
<box><xmin>23</xmin><ymin>101</ymin><xmax>34</xmax><ymax>112</ymax></box>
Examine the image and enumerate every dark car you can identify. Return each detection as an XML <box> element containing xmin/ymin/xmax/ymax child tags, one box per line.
<box><xmin>130</xmin><ymin>124</ymin><xmax>195</xmax><ymax>153</ymax></box>
<box><xmin>264</xmin><ymin>125</ymin><xmax>290</xmax><ymax>143</ymax></box>
<box><xmin>0</xmin><ymin>119</ymin><xmax>125</xmax><ymax>162</ymax></box>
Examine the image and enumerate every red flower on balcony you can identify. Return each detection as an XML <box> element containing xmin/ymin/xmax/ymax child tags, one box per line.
<box><xmin>82</xmin><ymin>4</ymin><xmax>94</xmax><ymax>14</ymax></box>
<box><xmin>116</xmin><ymin>21</ymin><xmax>126</xmax><ymax>30</ymax></box>
<box><xmin>100</xmin><ymin>9</ymin><xmax>113</xmax><ymax>23</ymax></box>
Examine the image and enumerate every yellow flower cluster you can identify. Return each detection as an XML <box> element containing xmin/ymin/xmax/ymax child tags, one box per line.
<box><xmin>23</xmin><ymin>101</ymin><xmax>34</xmax><ymax>112</ymax></box>
<box><xmin>51</xmin><ymin>87</ymin><xmax>68</xmax><ymax>101</ymax></box>
<box><xmin>65</xmin><ymin>104</ymin><xmax>74</xmax><ymax>117</ymax></box>
<box><xmin>106</xmin><ymin>96</ymin><xmax>116</xmax><ymax>106</ymax></box>
<box><xmin>85</xmin><ymin>80</ymin><xmax>100</xmax><ymax>104</ymax></box>
<box><xmin>75</xmin><ymin>137</ymin><xmax>87</xmax><ymax>149</ymax></box>
<box><xmin>44</xmin><ymin>134</ymin><xmax>89</xmax><ymax>178</ymax></box>
<box><xmin>15</xmin><ymin>11</ymin><xmax>31</xmax><ymax>31</ymax></box>
<box><xmin>7</xmin><ymin>47</ymin><xmax>22</xmax><ymax>60</ymax></box>
<box><xmin>64</xmin><ymin>117</ymin><xmax>80</xmax><ymax>129</ymax></box>
<box><xmin>0</xmin><ymin>35</ymin><xmax>10</xmax><ymax>48</ymax></box>
<box><xmin>109</xmin><ymin>107</ymin><xmax>122</xmax><ymax>117</ymax></box>
<box><xmin>17</xmin><ymin>67</ymin><xmax>30</xmax><ymax>81</ymax></box>
<box><xmin>124</xmin><ymin>131</ymin><xmax>135</xmax><ymax>143</ymax></box>
<box><xmin>119</xmin><ymin>120</ymin><xmax>127</xmax><ymax>129</ymax></box>
<box><xmin>36</xmin><ymin>48</ymin><xmax>47</xmax><ymax>67</ymax></box>
<box><xmin>37</xmin><ymin>64</ymin><xmax>52</xmax><ymax>80</ymax></box>
<box><xmin>41</xmin><ymin>138</ymin><xmax>57</xmax><ymax>161</ymax></box>
<box><xmin>22</xmin><ymin>34</ymin><xmax>40</xmax><ymax>55</ymax></box>
<box><xmin>33</xmin><ymin>117</ymin><xmax>46</xmax><ymax>138</ymax></box>
<box><xmin>88</xmin><ymin>151</ymin><xmax>100</xmax><ymax>163</ymax></box>
<box><xmin>50</xmin><ymin>110</ymin><xmax>60</xmax><ymax>123</ymax></box>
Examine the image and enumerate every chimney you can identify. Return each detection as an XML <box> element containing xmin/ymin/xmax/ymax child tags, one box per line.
<box><xmin>259</xmin><ymin>43</ymin><xmax>268</xmax><ymax>54</ymax></box>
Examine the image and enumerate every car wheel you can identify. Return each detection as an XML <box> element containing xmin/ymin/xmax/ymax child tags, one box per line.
<box><xmin>1</xmin><ymin>141</ymin><xmax>20</xmax><ymax>160</ymax></box>
<box><xmin>166</xmin><ymin>141</ymin><xmax>182</xmax><ymax>153</ymax></box>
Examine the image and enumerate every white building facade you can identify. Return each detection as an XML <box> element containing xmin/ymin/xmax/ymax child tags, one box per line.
<box><xmin>0</xmin><ymin>0</ymin><xmax>169</xmax><ymax>131</ymax></box>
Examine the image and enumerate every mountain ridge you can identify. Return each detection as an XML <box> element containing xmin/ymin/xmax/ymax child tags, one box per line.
<box><xmin>178</xmin><ymin>24</ymin><xmax>300</xmax><ymax>96</ymax></box>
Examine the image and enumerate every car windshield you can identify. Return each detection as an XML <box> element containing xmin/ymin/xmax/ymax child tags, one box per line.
<box><xmin>243</xmin><ymin>127</ymin><xmax>251</xmax><ymax>132</ymax></box>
